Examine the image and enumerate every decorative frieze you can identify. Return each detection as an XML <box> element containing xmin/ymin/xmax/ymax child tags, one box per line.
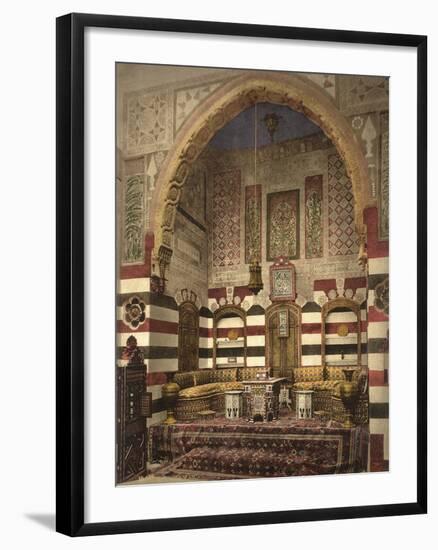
<box><xmin>379</xmin><ymin>112</ymin><xmax>389</xmax><ymax>240</ymax></box>
<box><xmin>123</xmin><ymin>175</ymin><xmax>144</xmax><ymax>263</ymax></box>
<box><xmin>338</xmin><ymin>75</ymin><xmax>389</xmax><ymax>115</ymax></box>
<box><xmin>174</xmin><ymin>81</ymin><xmax>223</xmax><ymax>133</ymax></box>
<box><xmin>126</xmin><ymin>90</ymin><xmax>173</xmax><ymax>155</ymax></box>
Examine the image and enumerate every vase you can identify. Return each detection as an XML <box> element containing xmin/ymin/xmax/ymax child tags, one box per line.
<box><xmin>161</xmin><ymin>381</ymin><xmax>180</xmax><ymax>424</ymax></box>
<box><xmin>340</xmin><ymin>368</ymin><xmax>358</xmax><ymax>428</ymax></box>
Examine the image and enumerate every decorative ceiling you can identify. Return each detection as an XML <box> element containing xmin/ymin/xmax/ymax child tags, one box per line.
<box><xmin>208</xmin><ymin>102</ymin><xmax>322</xmax><ymax>150</ymax></box>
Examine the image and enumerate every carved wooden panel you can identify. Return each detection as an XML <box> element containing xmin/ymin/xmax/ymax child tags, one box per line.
<box><xmin>265</xmin><ymin>304</ymin><xmax>301</xmax><ymax>381</ymax></box>
<box><xmin>178</xmin><ymin>301</ymin><xmax>199</xmax><ymax>372</ymax></box>
<box><xmin>116</xmin><ymin>363</ymin><xmax>148</xmax><ymax>484</ymax></box>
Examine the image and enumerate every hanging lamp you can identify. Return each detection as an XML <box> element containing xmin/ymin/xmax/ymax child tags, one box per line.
<box><xmin>247</xmin><ymin>103</ymin><xmax>264</xmax><ymax>296</ymax></box>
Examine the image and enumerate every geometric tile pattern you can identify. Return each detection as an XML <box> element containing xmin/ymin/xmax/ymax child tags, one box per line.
<box><xmin>175</xmin><ymin>81</ymin><xmax>222</xmax><ymax>133</ymax></box>
<box><xmin>306</xmin><ymin>74</ymin><xmax>336</xmax><ymax>99</ymax></box>
<box><xmin>338</xmin><ymin>75</ymin><xmax>389</xmax><ymax>116</ymax></box>
<box><xmin>212</xmin><ymin>170</ymin><xmax>241</xmax><ymax>268</ymax></box>
<box><xmin>327</xmin><ymin>154</ymin><xmax>359</xmax><ymax>256</ymax></box>
<box><xmin>126</xmin><ymin>90</ymin><xmax>172</xmax><ymax>155</ymax></box>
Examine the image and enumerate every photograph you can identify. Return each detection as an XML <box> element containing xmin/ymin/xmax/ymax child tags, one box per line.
<box><xmin>115</xmin><ymin>64</ymin><xmax>389</xmax><ymax>484</ymax></box>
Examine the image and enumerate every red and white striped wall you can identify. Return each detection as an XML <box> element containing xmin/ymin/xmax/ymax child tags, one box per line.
<box><xmin>301</xmin><ymin>277</ymin><xmax>368</xmax><ymax>368</ymax></box>
<box><xmin>365</xmin><ymin>207</ymin><xmax>389</xmax><ymax>472</ymax></box>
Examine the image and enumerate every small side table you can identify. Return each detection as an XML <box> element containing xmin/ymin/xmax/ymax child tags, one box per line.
<box><xmin>242</xmin><ymin>378</ymin><xmax>286</xmax><ymax>422</ymax></box>
<box><xmin>295</xmin><ymin>390</ymin><xmax>314</xmax><ymax>419</ymax></box>
<box><xmin>279</xmin><ymin>385</ymin><xmax>292</xmax><ymax>410</ymax></box>
<box><xmin>225</xmin><ymin>390</ymin><xmax>243</xmax><ymax>419</ymax></box>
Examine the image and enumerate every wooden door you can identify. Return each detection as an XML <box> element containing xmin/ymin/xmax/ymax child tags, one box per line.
<box><xmin>266</xmin><ymin>306</ymin><xmax>300</xmax><ymax>381</ymax></box>
<box><xmin>178</xmin><ymin>302</ymin><xmax>199</xmax><ymax>372</ymax></box>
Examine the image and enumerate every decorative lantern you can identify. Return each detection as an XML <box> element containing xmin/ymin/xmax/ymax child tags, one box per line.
<box><xmin>263</xmin><ymin>112</ymin><xmax>282</xmax><ymax>143</ymax></box>
<box><xmin>248</xmin><ymin>260</ymin><xmax>264</xmax><ymax>295</ymax></box>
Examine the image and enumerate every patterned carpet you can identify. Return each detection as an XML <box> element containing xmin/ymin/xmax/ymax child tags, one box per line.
<box><xmin>149</xmin><ymin>415</ymin><xmax>368</xmax><ymax>480</ymax></box>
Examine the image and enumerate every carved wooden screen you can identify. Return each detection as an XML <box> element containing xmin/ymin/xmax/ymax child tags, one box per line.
<box><xmin>116</xmin><ymin>363</ymin><xmax>148</xmax><ymax>484</ymax></box>
<box><xmin>265</xmin><ymin>304</ymin><xmax>301</xmax><ymax>380</ymax></box>
<box><xmin>178</xmin><ymin>301</ymin><xmax>199</xmax><ymax>372</ymax></box>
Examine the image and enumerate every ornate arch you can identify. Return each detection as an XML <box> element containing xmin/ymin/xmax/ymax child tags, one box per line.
<box><xmin>151</xmin><ymin>71</ymin><xmax>369</xmax><ymax>277</ymax></box>
<box><xmin>321</xmin><ymin>297</ymin><xmax>362</xmax><ymax>367</ymax></box>
<box><xmin>213</xmin><ymin>305</ymin><xmax>247</xmax><ymax>370</ymax></box>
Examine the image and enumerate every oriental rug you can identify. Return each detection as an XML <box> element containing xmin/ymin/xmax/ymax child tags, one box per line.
<box><xmin>149</xmin><ymin>418</ymin><xmax>367</xmax><ymax>480</ymax></box>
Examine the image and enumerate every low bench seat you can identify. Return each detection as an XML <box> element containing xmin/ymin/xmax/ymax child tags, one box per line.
<box><xmin>179</xmin><ymin>381</ymin><xmax>244</xmax><ymax>399</ymax></box>
<box><xmin>172</xmin><ymin>367</ymin><xmax>259</xmax><ymax>421</ymax></box>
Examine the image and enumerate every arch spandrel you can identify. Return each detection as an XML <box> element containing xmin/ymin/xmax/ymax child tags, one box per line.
<box><xmin>150</xmin><ymin>71</ymin><xmax>369</xmax><ymax>271</ymax></box>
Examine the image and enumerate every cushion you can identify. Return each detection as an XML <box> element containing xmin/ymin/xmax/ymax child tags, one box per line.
<box><xmin>293</xmin><ymin>380</ymin><xmax>341</xmax><ymax>393</ymax></box>
<box><xmin>193</xmin><ymin>370</ymin><xmax>213</xmax><ymax>386</ymax></box>
<box><xmin>179</xmin><ymin>381</ymin><xmax>243</xmax><ymax>399</ymax></box>
<box><xmin>173</xmin><ymin>372</ymin><xmax>195</xmax><ymax>390</ymax></box>
<box><xmin>293</xmin><ymin>366</ymin><xmax>324</xmax><ymax>383</ymax></box>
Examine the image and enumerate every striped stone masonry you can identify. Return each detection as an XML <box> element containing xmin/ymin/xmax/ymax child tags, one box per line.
<box><xmin>302</xmin><ymin>278</ymin><xmax>368</xmax><ymax>368</ymax></box>
<box><xmin>199</xmin><ymin>306</ymin><xmax>213</xmax><ymax>369</ymax></box>
<box><xmin>365</xmin><ymin>207</ymin><xmax>389</xmax><ymax>472</ymax></box>
<box><xmin>117</xmin><ymin>266</ymin><xmax>382</xmax><ymax>443</ymax></box>
<box><xmin>117</xmin><ymin>276</ymin><xmax>178</xmax><ymax>426</ymax></box>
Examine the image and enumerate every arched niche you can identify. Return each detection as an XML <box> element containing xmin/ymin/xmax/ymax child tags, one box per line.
<box><xmin>321</xmin><ymin>298</ymin><xmax>361</xmax><ymax>368</ymax></box>
<box><xmin>151</xmin><ymin>72</ymin><xmax>369</xmax><ymax>276</ymax></box>
<box><xmin>178</xmin><ymin>300</ymin><xmax>199</xmax><ymax>372</ymax></box>
<box><xmin>213</xmin><ymin>305</ymin><xmax>247</xmax><ymax>370</ymax></box>
<box><xmin>265</xmin><ymin>302</ymin><xmax>301</xmax><ymax>380</ymax></box>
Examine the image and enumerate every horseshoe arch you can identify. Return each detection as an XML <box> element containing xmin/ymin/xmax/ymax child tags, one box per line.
<box><xmin>150</xmin><ymin>71</ymin><xmax>369</xmax><ymax>277</ymax></box>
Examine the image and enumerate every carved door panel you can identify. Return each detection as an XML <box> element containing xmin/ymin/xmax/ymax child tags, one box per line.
<box><xmin>269</xmin><ymin>314</ymin><xmax>281</xmax><ymax>377</ymax></box>
<box><xmin>287</xmin><ymin>312</ymin><xmax>298</xmax><ymax>372</ymax></box>
<box><xmin>178</xmin><ymin>303</ymin><xmax>199</xmax><ymax>372</ymax></box>
<box><xmin>116</xmin><ymin>364</ymin><xmax>148</xmax><ymax>483</ymax></box>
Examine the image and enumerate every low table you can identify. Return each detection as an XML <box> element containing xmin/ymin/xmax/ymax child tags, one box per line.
<box><xmin>242</xmin><ymin>378</ymin><xmax>286</xmax><ymax>422</ymax></box>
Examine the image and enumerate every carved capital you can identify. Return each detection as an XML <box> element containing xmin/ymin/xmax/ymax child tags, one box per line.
<box><xmin>157</xmin><ymin>244</ymin><xmax>173</xmax><ymax>280</ymax></box>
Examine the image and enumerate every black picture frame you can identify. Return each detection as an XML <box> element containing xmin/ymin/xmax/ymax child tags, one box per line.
<box><xmin>56</xmin><ymin>12</ymin><xmax>427</xmax><ymax>537</ymax></box>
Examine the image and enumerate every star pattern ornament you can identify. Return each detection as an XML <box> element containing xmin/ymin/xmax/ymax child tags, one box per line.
<box><xmin>126</xmin><ymin>91</ymin><xmax>172</xmax><ymax>155</ymax></box>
